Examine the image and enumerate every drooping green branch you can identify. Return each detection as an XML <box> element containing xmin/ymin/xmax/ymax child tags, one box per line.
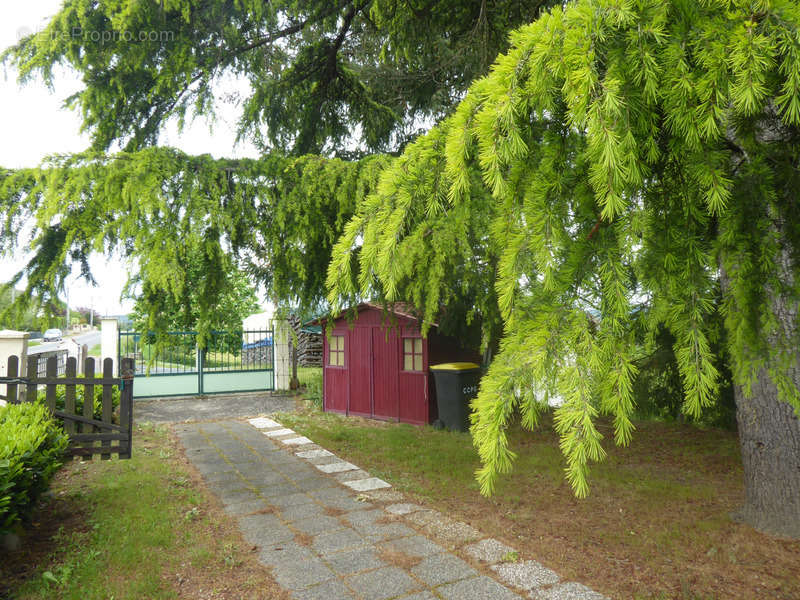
<box><xmin>1</xmin><ymin>147</ymin><xmax>390</xmax><ymax>342</ymax></box>
<box><xmin>327</xmin><ymin>0</ymin><xmax>800</xmax><ymax>498</ymax></box>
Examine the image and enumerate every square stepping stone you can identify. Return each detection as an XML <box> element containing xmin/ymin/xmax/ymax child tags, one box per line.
<box><xmin>403</xmin><ymin>509</ymin><xmax>442</xmax><ymax>527</ymax></box>
<box><xmin>360</xmin><ymin>489</ymin><xmax>406</xmax><ymax>503</ymax></box>
<box><xmin>294</xmin><ymin>476</ymin><xmax>339</xmax><ymax>493</ymax></box>
<box><xmin>424</xmin><ymin>518</ymin><xmax>482</xmax><ymax>547</ymax></box>
<box><xmin>385</xmin><ymin>503</ymin><xmax>422</xmax><ymax>515</ymax></box>
<box><xmin>243</xmin><ymin>471</ymin><xmax>288</xmax><ymax>487</ymax></box>
<box><xmin>278</xmin><ymin>463</ymin><xmax>319</xmax><ymax>479</ymax></box>
<box><xmin>259</xmin><ymin>483</ymin><xmax>301</xmax><ymax>498</ymax></box>
<box><xmin>258</xmin><ymin>540</ymin><xmax>315</xmax><ymax>567</ymax></box>
<box><xmin>267</xmin><ymin>491</ymin><xmax>316</xmax><ymax>509</ymax></box>
<box><xmin>279</xmin><ymin>501</ymin><xmax>327</xmax><ymax>523</ymax></box>
<box><xmin>490</xmin><ymin>560</ymin><xmax>559</xmax><ymax>590</ymax></box>
<box><xmin>297</xmin><ymin>448</ymin><xmax>334</xmax><ymax>459</ymax></box>
<box><xmin>306</xmin><ymin>456</ymin><xmax>341</xmax><ymax>467</ymax></box>
<box><xmin>335</xmin><ymin>469</ymin><xmax>372</xmax><ymax>482</ymax></box>
<box><xmin>237</xmin><ymin>513</ymin><xmax>295</xmax><ymax>546</ymax></box>
<box><xmin>222</xmin><ymin>498</ymin><xmax>270</xmax><ymax>516</ymax></box>
<box><xmin>203</xmin><ymin>470</ymin><xmax>243</xmax><ymax>484</ymax></box>
<box><xmin>360</xmin><ymin>522</ymin><xmax>417</xmax><ymax>544</ymax></box>
<box><xmin>530</xmin><ymin>582</ymin><xmax>609</xmax><ymax>600</ymax></box>
<box><xmin>345</xmin><ymin>566</ymin><xmax>420</xmax><ymax>600</ymax></box>
<box><xmin>311</xmin><ymin>489</ymin><xmax>371</xmax><ymax>512</ymax></box>
<box><xmin>378</xmin><ymin>535</ymin><xmax>444</xmax><ymax>559</ymax></box>
<box><xmin>463</xmin><ymin>538</ymin><xmax>517</xmax><ymax>564</ymax></box>
<box><xmin>438</xmin><ymin>576</ymin><xmax>523</xmax><ymax>600</ymax></box>
<box><xmin>342</xmin><ymin>508</ymin><xmax>385</xmax><ymax>527</ymax></box>
<box><xmin>219</xmin><ymin>489</ymin><xmax>260</xmax><ymax>507</ymax></box>
<box><xmin>292</xmin><ymin>515</ymin><xmax>346</xmax><ymax>536</ymax></box>
<box><xmin>312</xmin><ymin>528</ymin><xmax>366</xmax><ymax>555</ymax></box>
<box><xmin>264</xmin><ymin>428</ymin><xmax>296</xmax><ymax>437</ymax></box>
<box><xmin>272</xmin><ymin>556</ymin><xmax>336</xmax><ymax>591</ymax></box>
<box><xmin>325</xmin><ymin>546</ymin><xmax>386</xmax><ymax>576</ymax></box>
<box><xmin>248</xmin><ymin>416</ymin><xmax>282</xmax><ymax>429</ymax></box>
<box><xmin>316</xmin><ymin>461</ymin><xmax>359</xmax><ymax>473</ymax></box>
<box><xmin>310</xmin><ymin>487</ymin><xmax>355</xmax><ymax>502</ymax></box>
<box><xmin>281</xmin><ymin>436</ymin><xmax>314</xmax><ymax>446</ymax></box>
<box><xmin>343</xmin><ymin>477</ymin><xmax>391</xmax><ymax>492</ymax></box>
<box><xmin>411</xmin><ymin>552</ymin><xmax>478</xmax><ymax>586</ymax></box>
<box><xmin>292</xmin><ymin>578</ymin><xmax>358</xmax><ymax>600</ymax></box>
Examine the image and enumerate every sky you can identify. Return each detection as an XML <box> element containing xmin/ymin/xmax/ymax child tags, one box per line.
<box><xmin>0</xmin><ymin>2</ymin><xmax>261</xmax><ymax>317</ymax></box>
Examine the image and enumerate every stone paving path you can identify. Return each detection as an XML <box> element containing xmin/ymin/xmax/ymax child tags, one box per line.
<box><xmin>136</xmin><ymin>392</ymin><xmax>295</xmax><ymax>423</ymax></box>
<box><xmin>175</xmin><ymin>417</ymin><xmax>609</xmax><ymax>600</ymax></box>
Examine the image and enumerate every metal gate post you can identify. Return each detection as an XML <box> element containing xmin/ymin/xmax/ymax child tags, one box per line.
<box><xmin>197</xmin><ymin>342</ymin><xmax>204</xmax><ymax>395</ymax></box>
<box><xmin>272</xmin><ymin>328</ymin><xmax>276</xmax><ymax>391</ymax></box>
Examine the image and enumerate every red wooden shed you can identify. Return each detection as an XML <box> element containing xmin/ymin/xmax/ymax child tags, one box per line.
<box><xmin>319</xmin><ymin>303</ymin><xmax>480</xmax><ymax>425</ymax></box>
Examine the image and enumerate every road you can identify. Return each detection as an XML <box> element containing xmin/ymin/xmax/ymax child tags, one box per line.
<box><xmin>28</xmin><ymin>330</ymin><xmax>101</xmax><ymax>355</ymax></box>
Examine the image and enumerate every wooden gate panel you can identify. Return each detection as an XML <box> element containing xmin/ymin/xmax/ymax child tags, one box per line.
<box><xmin>0</xmin><ymin>356</ymin><xmax>134</xmax><ymax>459</ymax></box>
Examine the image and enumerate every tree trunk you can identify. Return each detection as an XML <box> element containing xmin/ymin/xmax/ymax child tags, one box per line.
<box><xmin>725</xmin><ymin>213</ymin><xmax>800</xmax><ymax>538</ymax></box>
<box><xmin>733</xmin><ymin>368</ymin><xmax>800</xmax><ymax>539</ymax></box>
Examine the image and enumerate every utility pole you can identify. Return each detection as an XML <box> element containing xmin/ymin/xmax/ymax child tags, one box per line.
<box><xmin>65</xmin><ymin>285</ymin><xmax>70</xmax><ymax>331</ymax></box>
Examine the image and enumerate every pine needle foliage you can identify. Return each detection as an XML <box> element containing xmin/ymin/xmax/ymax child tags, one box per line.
<box><xmin>328</xmin><ymin>0</ymin><xmax>800</xmax><ymax>497</ymax></box>
<box><xmin>1</xmin><ymin>148</ymin><xmax>389</xmax><ymax>347</ymax></box>
<box><xmin>2</xmin><ymin>0</ymin><xmax>556</xmax><ymax>155</ymax></box>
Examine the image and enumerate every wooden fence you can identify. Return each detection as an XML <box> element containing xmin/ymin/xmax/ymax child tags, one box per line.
<box><xmin>0</xmin><ymin>355</ymin><xmax>135</xmax><ymax>459</ymax></box>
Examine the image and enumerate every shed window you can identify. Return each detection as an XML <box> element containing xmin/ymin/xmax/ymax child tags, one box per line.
<box><xmin>329</xmin><ymin>335</ymin><xmax>345</xmax><ymax>367</ymax></box>
<box><xmin>403</xmin><ymin>337</ymin><xmax>423</xmax><ymax>371</ymax></box>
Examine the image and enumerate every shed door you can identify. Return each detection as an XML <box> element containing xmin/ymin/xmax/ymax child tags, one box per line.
<box><xmin>372</xmin><ymin>327</ymin><xmax>399</xmax><ymax>420</ymax></box>
<box><xmin>324</xmin><ymin>331</ymin><xmax>348</xmax><ymax>413</ymax></box>
<box><xmin>348</xmin><ymin>328</ymin><xmax>372</xmax><ymax>417</ymax></box>
<box><xmin>398</xmin><ymin>335</ymin><xmax>428</xmax><ymax>425</ymax></box>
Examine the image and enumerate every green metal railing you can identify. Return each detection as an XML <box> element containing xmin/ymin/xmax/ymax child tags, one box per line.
<box><xmin>118</xmin><ymin>329</ymin><xmax>274</xmax><ymax>397</ymax></box>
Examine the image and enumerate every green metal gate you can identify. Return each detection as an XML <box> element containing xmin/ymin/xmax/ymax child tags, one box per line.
<box><xmin>119</xmin><ymin>329</ymin><xmax>274</xmax><ymax>398</ymax></box>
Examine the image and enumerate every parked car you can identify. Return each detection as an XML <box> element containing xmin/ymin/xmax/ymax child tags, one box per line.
<box><xmin>43</xmin><ymin>328</ymin><xmax>63</xmax><ymax>342</ymax></box>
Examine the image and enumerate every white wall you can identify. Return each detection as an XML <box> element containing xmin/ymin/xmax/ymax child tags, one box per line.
<box><xmin>100</xmin><ymin>318</ymin><xmax>119</xmax><ymax>375</ymax></box>
<box><xmin>0</xmin><ymin>330</ymin><xmax>28</xmax><ymax>405</ymax></box>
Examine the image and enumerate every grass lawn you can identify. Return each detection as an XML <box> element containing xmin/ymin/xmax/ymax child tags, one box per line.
<box><xmin>87</xmin><ymin>343</ymin><xmax>101</xmax><ymax>357</ymax></box>
<box><xmin>297</xmin><ymin>366</ymin><xmax>320</xmax><ymax>387</ymax></box>
<box><xmin>279</xmin><ymin>403</ymin><xmax>800</xmax><ymax>600</ymax></box>
<box><xmin>1</xmin><ymin>424</ymin><xmax>288</xmax><ymax>600</ymax></box>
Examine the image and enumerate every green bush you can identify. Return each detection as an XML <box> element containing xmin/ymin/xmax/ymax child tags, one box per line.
<box><xmin>36</xmin><ymin>382</ymin><xmax>121</xmax><ymax>425</ymax></box>
<box><xmin>0</xmin><ymin>403</ymin><xmax>69</xmax><ymax>534</ymax></box>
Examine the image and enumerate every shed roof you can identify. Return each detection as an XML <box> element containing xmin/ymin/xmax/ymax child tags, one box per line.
<box><xmin>309</xmin><ymin>302</ymin><xmax>438</xmax><ymax>328</ymax></box>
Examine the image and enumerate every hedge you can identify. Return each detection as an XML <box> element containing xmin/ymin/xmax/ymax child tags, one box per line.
<box><xmin>36</xmin><ymin>382</ymin><xmax>121</xmax><ymax>425</ymax></box>
<box><xmin>0</xmin><ymin>403</ymin><xmax>69</xmax><ymax>535</ymax></box>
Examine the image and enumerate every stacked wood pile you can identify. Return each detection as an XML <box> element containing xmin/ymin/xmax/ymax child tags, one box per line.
<box><xmin>289</xmin><ymin>315</ymin><xmax>323</xmax><ymax>367</ymax></box>
<box><xmin>242</xmin><ymin>340</ymin><xmax>273</xmax><ymax>367</ymax></box>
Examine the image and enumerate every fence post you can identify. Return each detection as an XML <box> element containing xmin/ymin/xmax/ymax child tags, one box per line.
<box><xmin>83</xmin><ymin>357</ymin><xmax>95</xmax><ymax>458</ymax></box>
<box><xmin>101</xmin><ymin>357</ymin><xmax>113</xmax><ymax>460</ymax></box>
<box><xmin>101</xmin><ymin>317</ymin><xmax>119</xmax><ymax>376</ymax></box>
<box><xmin>274</xmin><ymin>319</ymin><xmax>291</xmax><ymax>391</ymax></box>
<box><xmin>45</xmin><ymin>356</ymin><xmax>57</xmax><ymax>413</ymax></box>
<box><xmin>0</xmin><ymin>330</ymin><xmax>29</xmax><ymax>405</ymax></box>
<box><xmin>5</xmin><ymin>355</ymin><xmax>19</xmax><ymax>404</ymax></box>
<box><xmin>26</xmin><ymin>355</ymin><xmax>38</xmax><ymax>406</ymax></box>
<box><xmin>64</xmin><ymin>357</ymin><xmax>77</xmax><ymax>435</ymax></box>
<box><xmin>119</xmin><ymin>357</ymin><xmax>134</xmax><ymax>459</ymax></box>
